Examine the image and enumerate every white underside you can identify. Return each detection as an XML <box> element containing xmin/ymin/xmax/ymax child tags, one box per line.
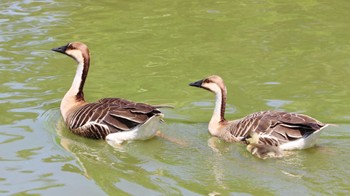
<box><xmin>279</xmin><ymin>125</ymin><xmax>328</xmax><ymax>150</ymax></box>
<box><xmin>105</xmin><ymin>114</ymin><xmax>163</xmax><ymax>147</ymax></box>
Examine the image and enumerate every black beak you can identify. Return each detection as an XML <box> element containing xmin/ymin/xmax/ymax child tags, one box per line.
<box><xmin>51</xmin><ymin>44</ymin><xmax>68</xmax><ymax>54</ymax></box>
<box><xmin>189</xmin><ymin>79</ymin><xmax>203</xmax><ymax>88</ymax></box>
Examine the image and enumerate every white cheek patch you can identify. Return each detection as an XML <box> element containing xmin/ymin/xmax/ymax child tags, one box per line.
<box><xmin>203</xmin><ymin>83</ymin><xmax>222</xmax><ymax>94</ymax></box>
<box><xmin>66</xmin><ymin>50</ymin><xmax>84</xmax><ymax>64</ymax></box>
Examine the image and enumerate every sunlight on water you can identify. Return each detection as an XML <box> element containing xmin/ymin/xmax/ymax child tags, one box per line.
<box><xmin>1</xmin><ymin>0</ymin><xmax>350</xmax><ymax>195</ymax></box>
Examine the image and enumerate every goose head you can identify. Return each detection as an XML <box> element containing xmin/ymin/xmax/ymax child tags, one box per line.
<box><xmin>189</xmin><ymin>75</ymin><xmax>226</xmax><ymax>94</ymax></box>
<box><xmin>189</xmin><ymin>75</ymin><xmax>228</xmax><ymax>128</ymax></box>
<box><xmin>52</xmin><ymin>42</ymin><xmax>91</xmax><ymax>116</ymax></box>
<box><xmin>52</xmin><ymin>42</ymin><xmax>90</xmax><ymax>64</ymax></box>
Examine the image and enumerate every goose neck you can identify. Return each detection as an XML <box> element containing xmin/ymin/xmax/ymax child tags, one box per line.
<box><xmin>209</xmin><ymin>86</ymin><xmax>227</xmax><ymax>131</ymax></box>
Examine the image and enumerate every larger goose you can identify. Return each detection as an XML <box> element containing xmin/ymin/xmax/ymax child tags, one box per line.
<box><xmin>189</xmin><ymin>75</ymin><xmax>329</xmax><ymax>158</ymax></box>
<box><xmin>52</xmin><ymin>42</ymin><xmax>164</xmax><ymax>146</ymax></box>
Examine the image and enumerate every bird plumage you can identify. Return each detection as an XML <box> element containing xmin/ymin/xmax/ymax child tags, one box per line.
<box><xmin>189</xmin><ymin>75</ymin><xmax>328</xmax><ymax>158</ymax></box>
<box><xmin>52</xmin><ymin>42</ymin><xmax>163</xmax><ymax>144</ymax></box>
<box><xmin>245</xmin><ymin>131</ymin><xmax>284</xmax><ymax>159</ymax></box>
<box><xmin>228</xmin><ymin>110</ymin><xmax>327</xmax><ymax>149</ymax></box>
<box><xmin>66</xmin><ymin>98</ymin><xmax>162</xmax><ymax>139</ymax></box>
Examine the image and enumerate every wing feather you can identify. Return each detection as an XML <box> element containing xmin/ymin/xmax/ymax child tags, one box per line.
<box><xmin>229</xmin><ymin>111</ymin><xmax>326</xmax><ymax>145</ymax></box>
<box><xmin>66</xmin><ymin>98</ymin><xmax>162</xmax><ymax>139</ymax></box>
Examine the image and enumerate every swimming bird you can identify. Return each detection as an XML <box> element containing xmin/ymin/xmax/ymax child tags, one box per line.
<box><xmin>245</xmin><ymin>131</ymin><xmax>283</xmax><ymax>159</ymax></box>
<box><xmin>51</xmin><ymin>42</ymin><xmax>164</xmax><ymax>146</ymax></box>
<box><xmin>189</xmin><ymin>75</ymin><xmax>328</xmax><ymax>157</ymax></box>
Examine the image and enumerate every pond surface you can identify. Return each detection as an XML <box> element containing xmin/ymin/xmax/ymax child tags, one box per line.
<box><xmin>1</xmin><ymin>0</ymin><xmax>350</xmax><ymax>195</ymax></box>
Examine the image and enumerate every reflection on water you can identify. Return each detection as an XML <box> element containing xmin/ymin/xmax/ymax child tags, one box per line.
<box><xmin>1</xmin><ymin>0</ymin><xmax>350</xmax><ymax>195</ymax></box>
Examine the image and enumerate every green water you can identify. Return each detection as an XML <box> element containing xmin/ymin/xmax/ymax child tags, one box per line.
<box><xmin>1</xmin><ymin>0</ymin><xmax>350</xmax><ymax>195</ymax></box>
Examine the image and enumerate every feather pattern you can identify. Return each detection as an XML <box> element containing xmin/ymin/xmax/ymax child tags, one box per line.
<box><xmin>66</xmin><ymin>100</ymin><xmax>161</xmax><ymax>139</ymax></box>
<box><xmin>52</xmin><ymin>42</ymin><xmax>163</xmax><ymax>142</ymax></box>
<box><xmin>189</xmin><ymin>75</ymin><xmax>329</xmax><ymax>155</ymax></box>
<box><xmin>227</xmin><ymin>110</ymin><xmax>326</xmax><ymax>146</ymax></box>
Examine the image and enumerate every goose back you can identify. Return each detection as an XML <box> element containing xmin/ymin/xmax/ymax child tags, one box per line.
<box><xmin>227</xmin><ymin>111</ymin><xmax>327</xmax><ymax>146</ymax></box>
<box><xmin>66</xmin><ymin>98</ymin><xmax>162</xmax><ymax>139</ymax></box>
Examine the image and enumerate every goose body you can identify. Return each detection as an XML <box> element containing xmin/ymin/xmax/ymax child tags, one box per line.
<box><xmin>52</xmin><ymin>42</ymin><xmax>163</xmax><ymax>146</ymax></box>
<box><xmin>189</xmin><ymin>75</ymin><xmax>328</xmax><ymax>157</ymax></box>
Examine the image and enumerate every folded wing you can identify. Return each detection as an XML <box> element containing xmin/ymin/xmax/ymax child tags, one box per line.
<box><xmin>66</xmin><ymin>98</ymin><xmax>162</xmax><ymax>139</ymax></box>
<box><xmin>230</xmin><ymin>111</ymin><xmax>327</xmax><ymax>146</ymax></box>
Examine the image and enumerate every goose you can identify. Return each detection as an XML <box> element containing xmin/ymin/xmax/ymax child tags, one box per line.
<box><xmin>189</xmin><ymin>75</ymin><xmax>329</xmax><ymax>157</ymax></box>
<box><xmin>245</xmin><ymin>131</ymin><xmax>283</xmax><ymax>159</ymax></box>
<box><xmin>51</xmin><ymin>42</ymin><xmax>164</xmax><ymax>146</ymax></box>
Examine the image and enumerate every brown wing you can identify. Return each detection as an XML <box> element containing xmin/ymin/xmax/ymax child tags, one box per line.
<box><xmin>229</xmin><ymin>111</ymin><xmax>326</xmax><ymax>146</ymax></box>
<box><xmin>98</xmin><ymin>98</ymin><xmax>161</xmax><ymax>113</ymax></box>
<box><xmin>66</xmin><ymin>98</ymin><xmax>162</xmax><ymax>139</ymax></box>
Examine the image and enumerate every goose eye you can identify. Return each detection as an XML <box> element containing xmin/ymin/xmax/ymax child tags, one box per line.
<box><xmin>67</xmin><ymin>43</ymin><xmax>75</xmax><ymax>50</ymax></box>
<box><xmin>204</xmin><ymin>79</ymin><xmax>211</xmax><ymax>83</ymax></box>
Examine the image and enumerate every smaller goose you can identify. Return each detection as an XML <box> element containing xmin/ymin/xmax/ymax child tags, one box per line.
<box><xmin>52</xmin><ymin>42</ymin><xmax>164</xmax><ymax>146</ymax></box>
<box><xmin>245</xmin><ymin>132</ymin><xmax>283</xmax><ymax>159</ymax></box>
<box><xmin>189</xmin><ymin>75</ymin><xmax>329</xmax><ymax>158</ymax></box>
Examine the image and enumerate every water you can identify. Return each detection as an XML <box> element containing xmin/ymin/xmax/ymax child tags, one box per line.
<box><xmin>1</xmin><ymin>0</ymin><xmax>350</xmax><ymax>195</ymax></box>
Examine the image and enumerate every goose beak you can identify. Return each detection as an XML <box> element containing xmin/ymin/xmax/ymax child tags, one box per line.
<box><xmin>189</xmin><ymin>79</ymin><xmax>203</xmax><ymax>88</ymax></box>
<box><xmin>51</xmin><ymin>45</ymin><xmax>68</xmax><ymax>54</ymax></box>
